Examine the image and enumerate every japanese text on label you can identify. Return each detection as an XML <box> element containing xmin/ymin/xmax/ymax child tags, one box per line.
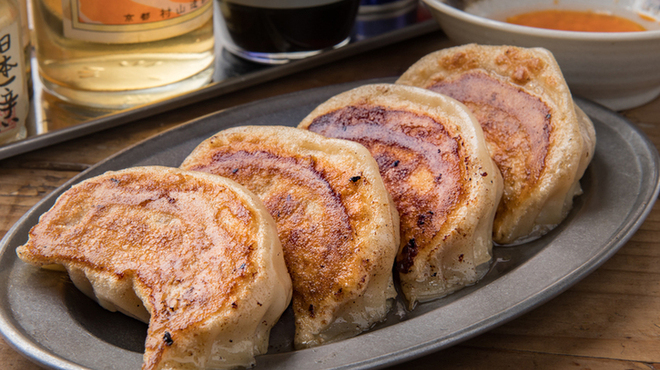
<box><xmin>0</xmin><ymin>32</ymin><xmax>20</xmax><ymax>132</ymax></box>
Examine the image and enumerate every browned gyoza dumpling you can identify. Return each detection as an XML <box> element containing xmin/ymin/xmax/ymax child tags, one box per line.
<box><xmin>17</xmin><ymin>166</ymin><xmax>292</xmax><ymax>370</ymax></box>
<box><xmin>298</xmin><ymin>83</ymin><xmax>503</xmax><ymax>308</ymax></box>
<box><xmin>397</xmin><ymin>44</ymin><xmax>596</xmax><ymax>245</ymax></box>
<box><xmin>180</xmin><ymin>126</ymin><xmax>400</xmax><ymax>349</ymax></box>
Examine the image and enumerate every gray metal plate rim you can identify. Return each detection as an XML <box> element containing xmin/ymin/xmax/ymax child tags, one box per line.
<box><xmin>1</xmin><ymin>80</ymin><xmax>658</xmax><ymax>370</ymax></box>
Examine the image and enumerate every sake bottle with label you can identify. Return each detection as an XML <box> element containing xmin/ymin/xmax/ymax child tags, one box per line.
<box><xmin>0</xmin><ymin>0</ymin><xmax>29</xmax><ymax>144</ymax></box>
<box><xmin>31</xmin><ymin>0</ymin><xmax>215</xmax><ymax>108</ymax></box>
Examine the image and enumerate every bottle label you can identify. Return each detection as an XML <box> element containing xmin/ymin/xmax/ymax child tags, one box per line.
<box><xmin>62</xmin><ymin>0</ymin><xmax>213</xmax><ymax>43</ymax></box>
<box><xmin>0</xmin><ymin>21</ymin><xmax>28</xmax><ymax>136</ymax></box>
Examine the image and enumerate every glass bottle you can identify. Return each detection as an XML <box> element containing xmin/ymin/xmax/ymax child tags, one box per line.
<box><xmin>31</xmin><ymin>0</ymin><xmax>215</xmax><ymax>109</ymax></box>
<box><xmin>0</xmin><ymin>0</ymin><xmax>29</xmax><ymax>144</ymax></box>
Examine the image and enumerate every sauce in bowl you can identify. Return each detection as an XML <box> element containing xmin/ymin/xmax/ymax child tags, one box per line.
<box><xmin>506</xmin><ymin>10</ymin><xmax>646</xmax><ymax>32</ymax></box>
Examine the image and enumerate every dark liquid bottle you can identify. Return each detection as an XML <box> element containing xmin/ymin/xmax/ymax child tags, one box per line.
<box><xmin>220</xmin><ymin>0</ymin><xmax>360</xmax><ymax>54</ymax></box>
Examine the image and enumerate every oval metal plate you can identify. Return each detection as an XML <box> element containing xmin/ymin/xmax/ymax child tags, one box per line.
<box><xmin>1</xmin><ymin>80</ymin><xmax>658</xmax><ymax>370</ymax></box>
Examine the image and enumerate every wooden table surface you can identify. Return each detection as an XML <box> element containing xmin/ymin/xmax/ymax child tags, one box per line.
<box><xmin>1</xmin><ymin>30</ymin><xmax>659</xmax><ymax>370</ymax></box>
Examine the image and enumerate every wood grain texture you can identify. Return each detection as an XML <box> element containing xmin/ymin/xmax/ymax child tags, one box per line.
<box><xmin>1</xmin><ymin>30</ymin><xmax>659</xmax><ymax>369</ymax></box>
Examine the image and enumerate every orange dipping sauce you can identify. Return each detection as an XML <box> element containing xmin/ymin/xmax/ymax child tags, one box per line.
<box><xmin>506</xmin><ymin>10</ymin><xmax>646</xmax><ymax>32</ymax></box>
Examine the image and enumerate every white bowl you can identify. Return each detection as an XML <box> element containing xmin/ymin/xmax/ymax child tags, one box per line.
<box><xmin>422</xmin><ymin>0</ymin><xmax>660</xmax><ymax>110</ymax></box>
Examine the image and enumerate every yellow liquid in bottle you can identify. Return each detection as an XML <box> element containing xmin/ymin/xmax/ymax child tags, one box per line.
<box><xmin>32</xmin><ymin>0</ymin><xmax>215</xmax><ymax>108</ymax></box>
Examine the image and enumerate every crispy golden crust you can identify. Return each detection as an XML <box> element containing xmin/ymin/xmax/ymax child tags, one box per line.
<box><xmin>305</xmin><ymin>104</ymin><xmax>466</xmax><ymax>272</ymax></box>
<box><xmin>180</xmin><ymin>126</ymin><xmax>399</xmax><ymax>348</ymax></box>
<box><xmin>397</xmin><ymin>44</ymin><xmax>596</xmax><ymax>244</ymax></box>
<box><xmin>427</xmin><ymin>71</ymin><xmax>550</xmax><ymax>200</ymax></box>
<box><xmin>298</xmin><ymin>84</ymin><xmax>503</xmax><ymax>308</ymax></box>
<box><xmin>16</xmin><ymin>166</ymin><xmax>292</xmax><ymax>370</ymax></box>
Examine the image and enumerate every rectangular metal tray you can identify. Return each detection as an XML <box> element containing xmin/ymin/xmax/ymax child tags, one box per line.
<box><xmin>0</xmin><ymin>2</ymin><xmax>439</xmax><ymax>160</ymax></box>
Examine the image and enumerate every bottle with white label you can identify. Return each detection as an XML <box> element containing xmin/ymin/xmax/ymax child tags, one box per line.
<box><xmin>0</xmin><ymin>0</ymin><xmax>29</xmax><ymax>144</ymax></box>
<box><xmin>31</xmin><ymin>0</ymin><xmax>215</xmax><ymax>109</ymax></box>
